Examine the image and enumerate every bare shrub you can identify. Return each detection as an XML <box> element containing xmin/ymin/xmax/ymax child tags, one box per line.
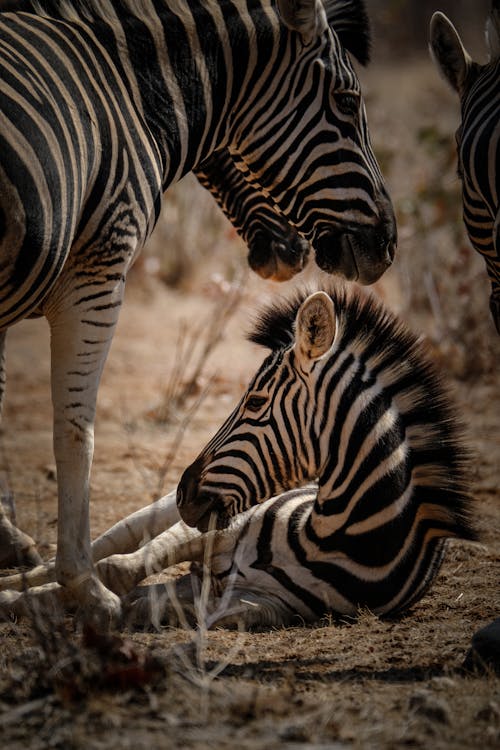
<box><xmin>141</xmin><ymin>174</ymin><xmax>246</xmax><ymax>289</ymax></box>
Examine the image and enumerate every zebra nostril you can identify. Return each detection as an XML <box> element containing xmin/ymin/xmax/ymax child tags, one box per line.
<box><xmin>176</xmin><ymin>486</ymin><xmax>184</xmax><ymax>507</ymax></box>
<box><xmin>387</xmin><ymin>241</ymin><xmax>395</xmax><ymax>263</ymax></box>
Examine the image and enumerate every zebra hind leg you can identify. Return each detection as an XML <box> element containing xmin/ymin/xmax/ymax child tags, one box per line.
<box><xmin>123</xmin><ymin>574</ymin><xmax>299</xmax><ymax>632</ymax></box>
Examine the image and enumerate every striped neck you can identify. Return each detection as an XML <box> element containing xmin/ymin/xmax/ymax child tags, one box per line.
<box><xmin>17</xmin><ymin>0</ymin><xmax>284</xmax><ymax>186</ymax></box>
<box><xmin>310</xmin><ymin>349</ymin><xmax>410</xmax><ymax>538</ymax></box>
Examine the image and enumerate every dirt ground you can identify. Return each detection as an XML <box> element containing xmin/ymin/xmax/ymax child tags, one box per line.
<box><xmin>0</xmin><ymin>57</ymin><xmax>499</xmax><ymax>749</ymax></box>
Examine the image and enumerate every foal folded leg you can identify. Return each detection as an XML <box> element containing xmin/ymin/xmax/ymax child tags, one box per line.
<box><xmin>96</xmin><ymin>520</ymin><xmax>206</xmax><ymax>595</ymax></box>
<box><xmin>0</xmin><ymin>489</ymin><xmax>181</xmax><ymax>592</ymax></box>
<box><xmin>91</xmin><ymin>488</ymin><xmax>180</xmax><ymax>561</ymax></box>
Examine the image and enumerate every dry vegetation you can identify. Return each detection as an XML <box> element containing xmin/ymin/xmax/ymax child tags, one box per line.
<box><xmin>0</xmin><ymin>20</ymin><xmax>499</xmax><ymax>750</ymax></box>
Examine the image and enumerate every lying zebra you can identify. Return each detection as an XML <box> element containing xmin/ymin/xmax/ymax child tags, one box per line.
<box><xmin>0</xmin><ymin>286</ymin><xmax>475</xmax><ymax>629</ymax></box>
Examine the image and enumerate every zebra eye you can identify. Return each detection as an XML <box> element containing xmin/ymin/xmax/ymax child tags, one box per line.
<box><xmin>335</xmin><ymin>92</ymin><xmax>359</xmax><ymax>117</ymax></box>
<box><xmin>246</xmin><ymin>394</ymin><xmax>267</xmax><ymax>412</ymax></box>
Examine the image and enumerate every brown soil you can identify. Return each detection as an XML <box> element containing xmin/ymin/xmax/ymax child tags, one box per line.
<box><xmin>0</xmin><ymin>58</ymin><xmax>499</xmax><ymax>750</ymax></box>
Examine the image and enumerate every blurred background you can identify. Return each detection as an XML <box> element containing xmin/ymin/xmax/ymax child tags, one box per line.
<box><xmin>137</xmin><ymin>0</ymin><xmax>498</xmax><ymax>378</ymax></box>
<box><xmin>366</xmin><ymin>0</ymin><xmax>491</xmax><ymax>59</ymax></box>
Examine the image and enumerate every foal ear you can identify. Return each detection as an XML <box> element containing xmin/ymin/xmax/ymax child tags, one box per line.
<box><xmin>277</xmin><ymin>0</ymin><xmax>319</xmax><ymax>45</ymax></box>
<box><xmin>429</xmin><ymin>12</ymin><xmax>472</xmax><ymax>97</ymax></box>
<box><xmin>295</xmin><ymin>291</ymin><xmax>336</xmax><ymax>365</ymax></box>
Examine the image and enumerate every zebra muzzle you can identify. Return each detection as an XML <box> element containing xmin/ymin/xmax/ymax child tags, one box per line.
<box><xmin>314</xmin><ymin>228</ymin><xmax>395</xmax><ymax>285</ymax></box>
<box><xmin>177</xmin><ymin>461</ymin><xmax>232</xmax><ymax>532</ymax></box>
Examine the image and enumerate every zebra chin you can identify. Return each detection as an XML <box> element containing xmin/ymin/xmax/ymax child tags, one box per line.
<box><xmin>177</xmin><ymin>486</ymin><xmax>233</xmax><ymax>533</ymax></box>
<box><xmin>313</xmin><ymin>228</ymin><xmax>396</xmax><ymax>285</ymax></box>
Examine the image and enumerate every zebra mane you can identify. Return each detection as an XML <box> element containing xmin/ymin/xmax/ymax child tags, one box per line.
<box><xmin>1</xmin><ymin>0</ymin><xmax>371</xmax><ymax>65</ymax></box>
<box><xmin>249</xmin><ymin>284</ymin><xmax>415</xmax><ymax>355</ymax></box>
<box><xmin>249</xmin><ymin>283</ymin><xmax>475</xmax><ymax>541</ymax></box>
<box><xmin>249</xmin><ymin>284</ymin><xmax>462</xmax><ymax>428</ymax></box>
<box><xmin>324</xmin><ymin>0</ymin><xmax>371</xmax><ymax>66</ymax></box>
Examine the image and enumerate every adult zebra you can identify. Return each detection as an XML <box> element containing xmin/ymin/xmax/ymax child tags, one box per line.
<box><xmin>430</xmin><ymin>5</ymin><xmax>500</xmax><ymax>334</ymax></box>
<box><xmin>0</xmin><ymin>0</ymin><xmax>373</xmax><ymax>286</ymax></box>
<box><xmin>0</xmin><ymin>287</ymin><xmax>475</xmax><ymax>627</ymax></box>
<box><xmin>0</xmin><ymin>0</ymin><xmax>396</xmax><ymax>625</ymax></box>
<box><xmin>430</xmin><ymin>4</ymin><xmax>500</xmax><ymax>672</ymax></box>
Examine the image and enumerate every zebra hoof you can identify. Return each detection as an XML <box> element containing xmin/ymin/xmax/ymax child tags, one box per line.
<box><xmin>70</xmin><ymin>575</ymin><xmax>122</xmax><ymax>630</ymax></box>
<box><xmin>0</xmin><ymin>513</ymin><xmax>43</xmax><ymax>568</ymax></box>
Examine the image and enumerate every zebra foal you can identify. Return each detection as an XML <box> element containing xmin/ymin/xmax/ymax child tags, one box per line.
<box><xmin>430</xmin><ymin>4</ymin><xmax>500</xmax><ymax>334</ymax></box>
<box><xmin>0</xmin><ymin>0</ymin><xmax>396</xmax><ymax>625</ymax></box>
<box><xmin>14</xmin><ymin>285</ymin><xmax>472</xmax><ymax>630</ymax></box>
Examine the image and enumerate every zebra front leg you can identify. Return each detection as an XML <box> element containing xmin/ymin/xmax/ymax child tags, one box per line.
<box><xmin>91</xmin><ymin>488</ymin><xmax>180</xmax><ymax>561</ymax></box>
<box><xmin>46</xmin><ymin>276</ymin><xmax>126</xmax><ymax>628</ymax></box>
<box><xmin>96</xmin><ymin>520</ymin><xmax>205</xmax><ymax>595</ymax></box>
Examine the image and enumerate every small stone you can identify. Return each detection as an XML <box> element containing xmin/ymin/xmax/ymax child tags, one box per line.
<box><xmin>474</xmin><ymin>701</ymin><xmax>500</xmax><ymax>722</ymax></box>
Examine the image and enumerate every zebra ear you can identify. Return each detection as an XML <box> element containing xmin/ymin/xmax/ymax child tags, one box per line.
<box><xmin>486</xmin><ymin>7</ymin><xmax>500</xmax><ymax>62</ymax></box>
<box><xmin>429</xmin><ymin>12</ymin><xmax>473</xmax><ymax>97</ymax></box>
<box><xmin>295</xmin><ymin>291</ymin><xmax>336</xmax><ymax>365</ymax></box>
<box><xmin>277</xmin><ymin>0</ymin><xmax>319</xmax><ymax>44</ymax></box>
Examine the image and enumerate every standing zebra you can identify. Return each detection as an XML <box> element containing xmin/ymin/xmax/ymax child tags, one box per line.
<box><xmin>430</xmin><ymin>4</ymin><xmax>500</xmax><ymax>672</ymax></box>
<box><xmin>0</xmin><ymin>0</ymin><xmax>372</xmax><ymax>286</ymax></box>
<box><xmin>0</xmin><ymin>0</ymin><xmax>396</xmax><ymax>625</ymax></box>
<box><xmin>0</xmin><ymin>287</ymin><xmax>475</xmax><ymax>627</ymax></box>
<box><xmin>430</xmin><ymin>5</ymin><xmax>500</xmax><ymax>334</ymax></box>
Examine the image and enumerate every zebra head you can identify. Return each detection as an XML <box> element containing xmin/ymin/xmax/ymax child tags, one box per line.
<box><xmin>177</xmin><ymin>290</ymin><xmax>336</xmax><ymax>531</ymax></box>
<box><xmin>430</xmin><ymin>9</ymin><xmax>500</xmax><ymax>334</ymax></box>
<box><xmin>227</xmin><ymin>0</ymin><xmax>397</xmax><ymax>285</ymax></box>
<box><xmin>178</xmin><ymin>287</ymin><xmax>473</xmax><ymax>548</ymax></box>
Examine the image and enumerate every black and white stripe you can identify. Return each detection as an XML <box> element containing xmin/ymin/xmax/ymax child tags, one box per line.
<box><xmin>430</xmin><ymin>5</ymin><xmax>500</xmax><ymax>334</ymax></box>
<box><xmin>193</xmin><ymin>2</ymin><xmax>376</xmax><ymax>280</ymax></box>
<box><xmin>195</xmin><ymin>150</ymin><xmax>310</xmax><ymax>281</ymax></box>
<box><xmin>0</xmin><ymin>0</ymin><xmax>395</xmax><ymax>623</ymax></box>
<box><xmin>176</xmin><ymin>286</ymin><xmax>475</xmax><ymax>624</ymax></box>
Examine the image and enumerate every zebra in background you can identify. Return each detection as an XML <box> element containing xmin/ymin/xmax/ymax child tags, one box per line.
<box><xmin>430</xmin><ymin>5</ymin><xmax>500</xmax><ymax>334</ymax></box>
<box><xmin>0</xmin><ymin>0</ymin><xmax>396</xmax><ymax>625</ymax></box>
<box><xmin>0</xmin><ymin>287</ymin><xmax>475</xmax><ymax>627</ymax></box>
<box><xmin>430</xmin><ymin>4</ymin><xmax>500</xmax><ymax>673</ymax></box>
